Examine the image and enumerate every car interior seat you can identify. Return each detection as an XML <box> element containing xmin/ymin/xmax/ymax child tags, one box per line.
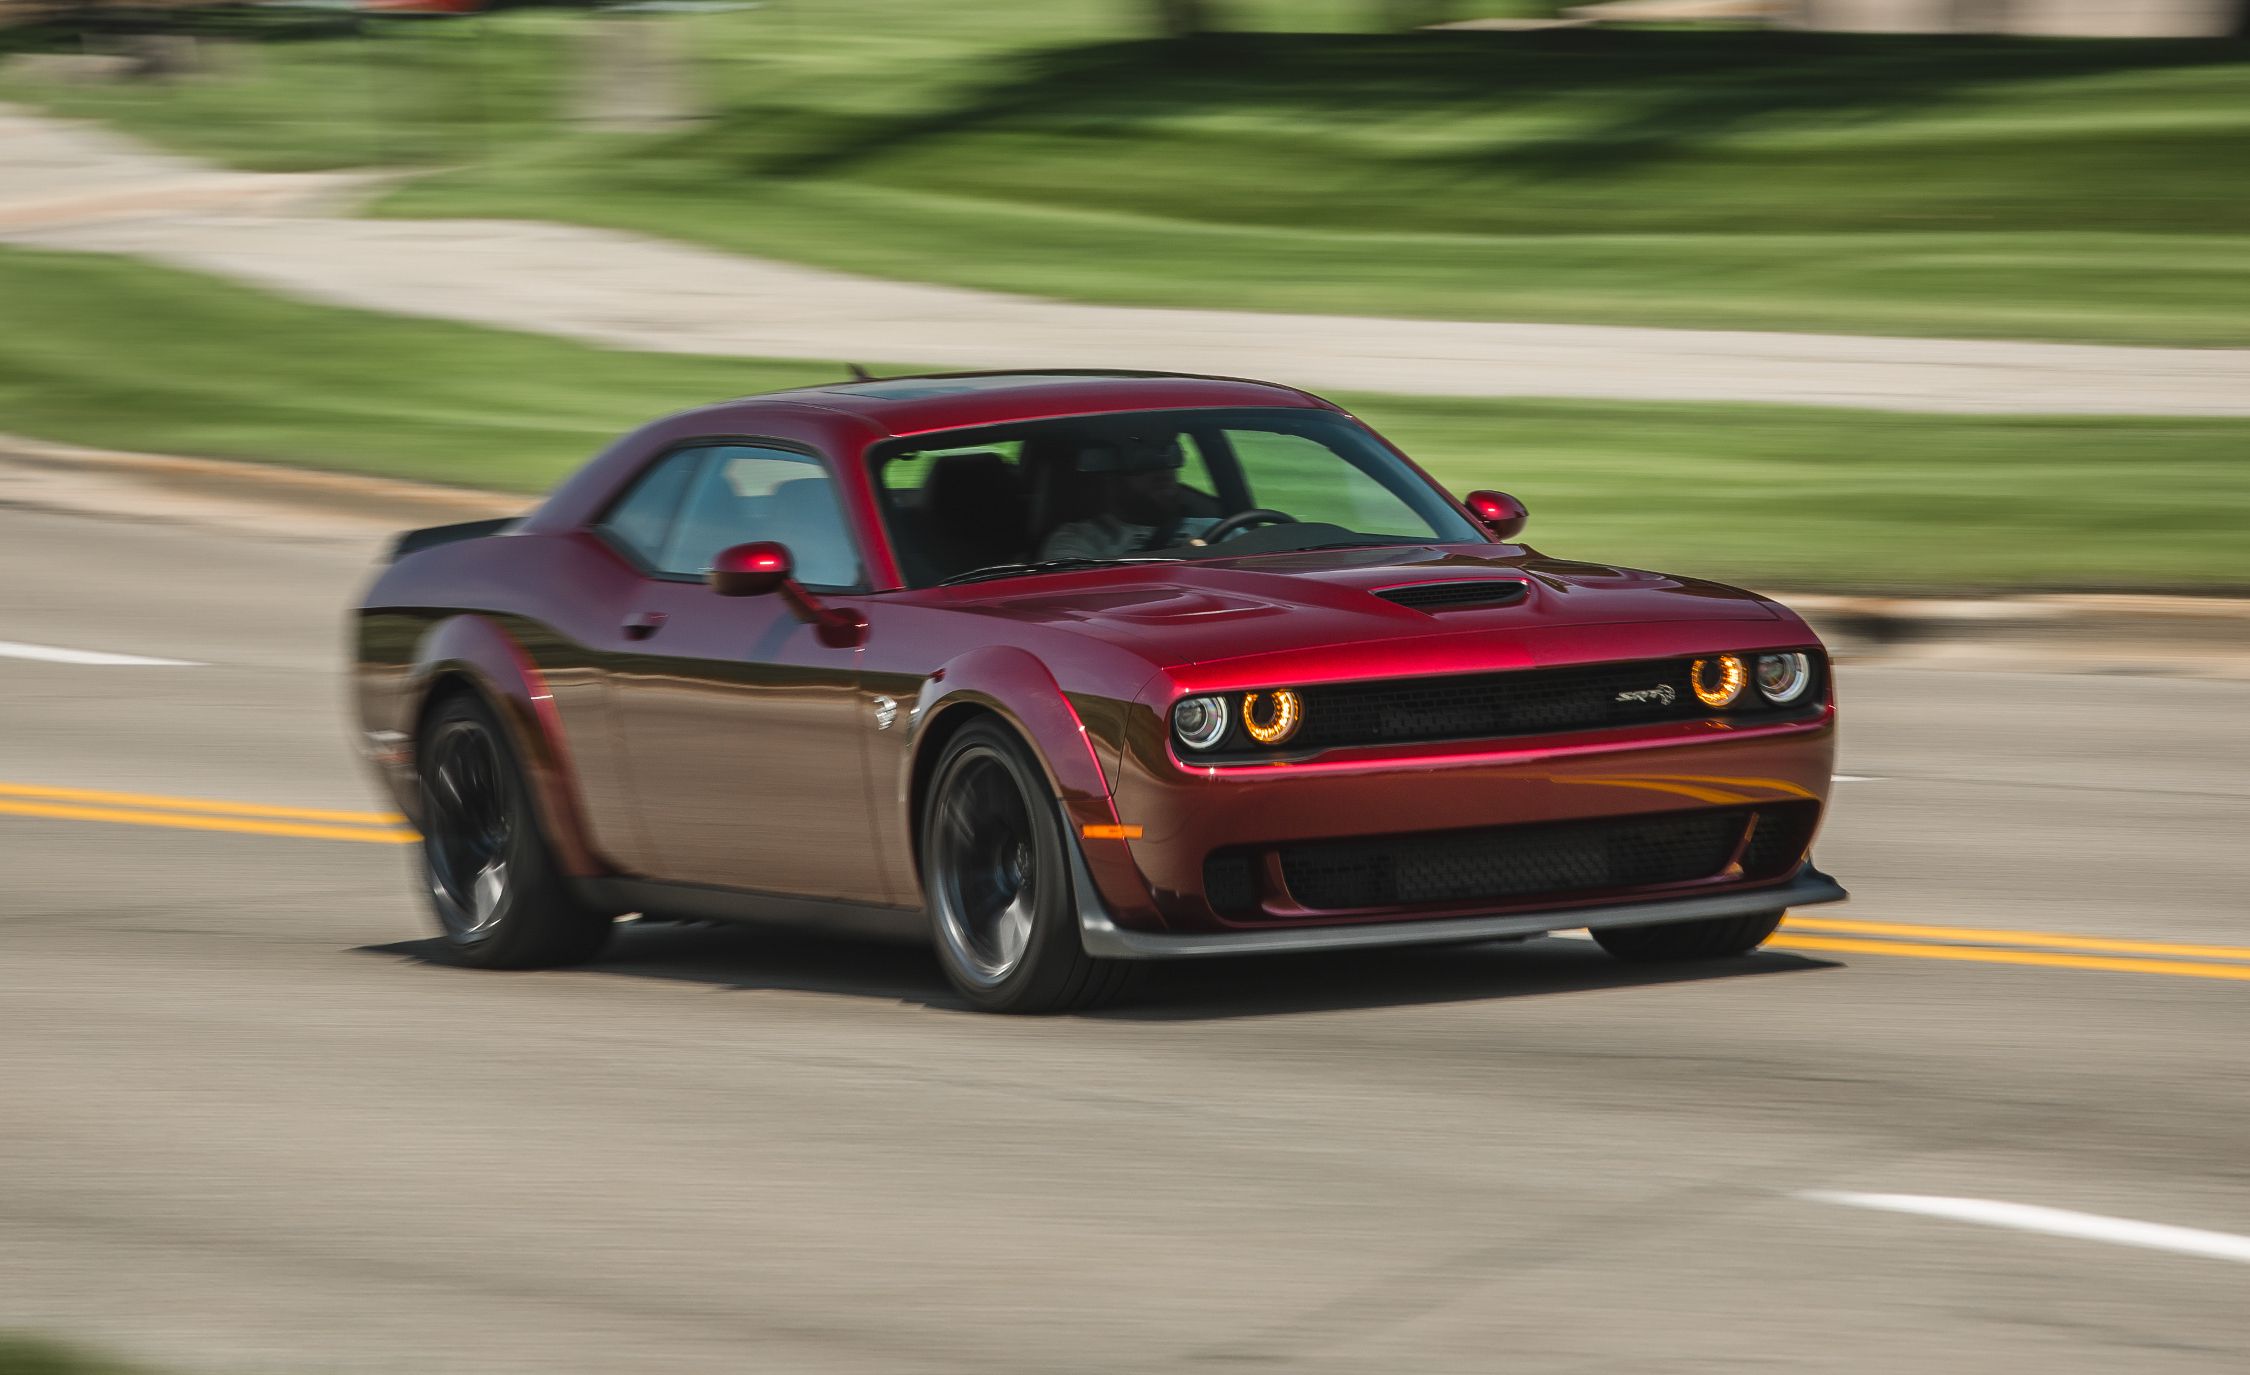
<box><xmin>917</xmin><ymin>452</ymin><xmax>1027</xmax><ymax>583</ymax></box>
<box><xmin>1022</xmin><ymin>432</ymin><xmax>1103</xmax><ymax>560</ymax></box>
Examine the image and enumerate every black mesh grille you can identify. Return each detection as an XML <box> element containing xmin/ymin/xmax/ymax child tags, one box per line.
<box><xmin>1291</xmin><ymin>658</ymin><xmax>1708</xmax><ymax>751</ymax></box>
<box><xmin>1374</xmin><ymin>581</ymin><xmax>1530</xmax><ymax>612</ymax></box>
<box><xmin>1202</xmin><ymin>852</ymin><xmax>1258</xmax><ymax>917</ymax></box>
<box><xmin>1267</xmin><ymin>809</ymin><xmax>1749</xmax><ymax>913</ymax></box>
<box><xmin>1740</xmin><ymin>802</ymin><xmax>1820</xmax><ymax>879</ymax></box>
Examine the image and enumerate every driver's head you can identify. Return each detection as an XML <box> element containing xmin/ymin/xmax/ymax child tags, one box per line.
<box><xmin>1077</xmin><ymin>432</ymin><xmax>1185</xmax><ymax>530</ymax></box>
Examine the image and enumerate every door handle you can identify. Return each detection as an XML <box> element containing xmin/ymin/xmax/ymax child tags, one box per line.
<box><xmin>621</xmin><ymin>610</ymin><xmax>668</xmax><ymax>641</ymax></box>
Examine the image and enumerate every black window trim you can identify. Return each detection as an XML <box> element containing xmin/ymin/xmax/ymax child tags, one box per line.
<box><xmin>589</xmin><ymin>434</ymin><xmax>871</xmax><ymax>594</ymax></box>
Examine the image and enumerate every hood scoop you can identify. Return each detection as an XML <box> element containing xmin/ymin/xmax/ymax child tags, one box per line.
<box><xmin>1373</xmin><ymin>580</ymin><xmax>1531</xmax><ymax>613</ymax></box>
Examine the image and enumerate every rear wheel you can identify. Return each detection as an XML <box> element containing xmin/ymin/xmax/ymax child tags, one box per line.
<box><xmin>1592</xmin><ymin>910</ymin><xmax>1784</xmax><ymax>962</ymax></box>
<box><xmin>418</xmin><ymin>692</ymin><xmax>611</xmax><ymax>969</ymax></box>
<box><xmin>922</xmin><ymin>720</ymin><xmax>1133</xmax><ymax>1014</ymax></box>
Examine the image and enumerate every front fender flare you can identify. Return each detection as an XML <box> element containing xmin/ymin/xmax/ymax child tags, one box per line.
<box><xmin>903</xmin><ymin>646</ymin><xmax>1119</xmax><ymax>806</ymax></box>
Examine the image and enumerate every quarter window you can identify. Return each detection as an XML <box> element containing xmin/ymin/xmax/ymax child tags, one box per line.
<box><xmin>597</xmin><ymin>446</ymin><xmax>701</xmax><ymax>568</ymax></box>
<box><xmin>598</xmin><ymin>444</ymin><xmax>862</xmax><ymax>589</ymax></box>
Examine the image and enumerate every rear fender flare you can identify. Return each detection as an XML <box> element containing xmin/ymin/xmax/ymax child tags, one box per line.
<box><xmin>407</xmin><ymin>614</ymin><xmax>603</xmax><ymax>877</ymax></box>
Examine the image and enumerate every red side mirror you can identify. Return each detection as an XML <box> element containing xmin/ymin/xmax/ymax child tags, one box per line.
<box><xmin>1464</xmin><ymin>490</ymin><xmax>1529</xmax><ymax>541</ymax></box>
<box><xmin>709</xmin><ymin>541</ymin><xmax>792</xmax><ymax>597</ymax></box>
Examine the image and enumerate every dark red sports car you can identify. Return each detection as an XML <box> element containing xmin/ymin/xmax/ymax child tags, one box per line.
<box><xmin>354</xmin><ymin>371</ymin><xmax>1846</xmax><ymax>1011</ymax></box>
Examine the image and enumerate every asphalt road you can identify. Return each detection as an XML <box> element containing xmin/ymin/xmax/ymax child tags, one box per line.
<box><xmin>3</xmin><ymin>504</ymin><xmax>2246</xmax><ymax>1375</ymax></box>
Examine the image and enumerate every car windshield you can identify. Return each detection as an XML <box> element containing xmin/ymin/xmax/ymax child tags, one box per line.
<box><xmin>869</xmin><ymin>408</ymin><xmax>1481</xmax><ymax>588</ymax></box>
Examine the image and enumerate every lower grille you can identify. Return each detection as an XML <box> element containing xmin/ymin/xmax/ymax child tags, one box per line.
<box><xmin>1201</xmin><ymin>802</ymin><xmax>1824</xmax><ymax>918</ymax></box>
<box><xmin>1740</xmin><ymin>802</ymin><xmax>1820</xmax><ymax>879</ymax></box>
<box><xmin>1269</xmin><ymin>809</ymin><xmax>1749</xmax><ymax>913</ymax></box>
<box><xmin>1202</xmin><ymin>852</ymin><xmax>1258</xmax><ymax>918</ymax></box>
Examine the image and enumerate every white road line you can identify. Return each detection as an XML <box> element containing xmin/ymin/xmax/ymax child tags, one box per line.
<box><xmin>1801</xmin><ymin>1191</ymin><xmax>2250</xmax><ymax>1264</ymax></box>
<box><xmin>1832</xmin><ymin>775</ymin><xmax>1879</xmax><ymax>783</ymax></box>
<box><xmin>0</xmin><ymin>639</ymin><xmax>206</xmax><ymax>667</ymax></box>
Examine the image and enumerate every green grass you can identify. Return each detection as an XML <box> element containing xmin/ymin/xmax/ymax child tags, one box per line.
<box><xmin>6</xmin><ymin>7</ymin><xmax>2249</xmax><ymax>344</ymax></box>
<box><xmin>5</xmin><ymin>245</ymin><xmax>2245</xmax><ymax>592</ymax></box>
<box><xmin>0</xmin><ymin>246</ymin><xmax>879</xmax><ymax>491</ymax></box>
<box><xmin>0</xmin><ymin>1334</ymin><xmax>143</xmax><ymax>1375</ymax></box>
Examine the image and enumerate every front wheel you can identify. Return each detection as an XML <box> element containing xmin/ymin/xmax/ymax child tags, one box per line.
<box><xmin>417</xmin><ymin>692</ymin><xmax>612</xmax><ymax>969</ymax></box>
<box><xmin>921</xmin><ymin>720</ymin><xmax>1133</xmax><ymax>1013</ymax></box>
<box><xmin>1591</xmin><ymin>911</ymin><xmax>1784</xmax><ymax>962</ymax></box>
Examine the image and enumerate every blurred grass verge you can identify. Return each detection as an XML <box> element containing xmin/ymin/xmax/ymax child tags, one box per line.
<box><xmin>0</xmin><ymin>1333</ymin><xmax>142</xmax><ymax>1375</ymax></box>
<box><xmin>3</xmin><ymin>5</ymin><xmax>2247</xmax><ymax>345</ymax></box>
<box><xmin>5</xmin><ymin>246</ymin><xmax>2244</xmax><ymax>592</ymax></box>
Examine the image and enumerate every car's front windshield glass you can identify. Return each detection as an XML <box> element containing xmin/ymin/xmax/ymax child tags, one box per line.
<box><xmin>869</xmin><ymin>408</ymin><xmax>1481</xmax><ymax>588</ymax></box>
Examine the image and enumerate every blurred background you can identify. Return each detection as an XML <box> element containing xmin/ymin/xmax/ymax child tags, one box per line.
<box><xmin>3</xmin><ymin>0</ymin><xmax>2247</xmax><ymax>590</ymax></box>
<box><xmin>1</xmin><ymin>4</ymin><xmax>2247</xmax><ymax>1374</ymax></box>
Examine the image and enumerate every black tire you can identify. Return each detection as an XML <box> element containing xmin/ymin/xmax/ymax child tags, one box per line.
<box><xmin>1591</xmin><ymin>910</ymin><xmax>1784</xmax><ymax>963</ymax></box>
<box><xmin>920</xmin><ymin>719</ymin><xmax>1134</xmax><ymax>1014</ymax></box>
<box><xmin>416</xmin><ymin>692</ymin><xmax>612</xmax><ymax>970</ymax></box>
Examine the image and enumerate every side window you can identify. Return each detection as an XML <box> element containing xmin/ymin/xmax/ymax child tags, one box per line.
<box><xmin>1226</xmin><ymin>428</ymin><xmax>1428</xmax><ymax>536</ymax></box>
<box><xmin>659</xmin><ymin>445</ymin><xmax>863</xmax><ymax>589</ymax></box>
<box><xmin>1174</xmin><ymin>432</ymin><xmax>1220</xmax><ymax>503</ymax></box>
<box><xmin>597</xmin><ymin>446</ymin><xmax>706</xmax><ymax>568</ymax></box>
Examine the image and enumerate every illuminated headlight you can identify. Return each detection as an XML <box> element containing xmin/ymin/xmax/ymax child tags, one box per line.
<box><xmin>1242</xmin><ymin>689</ymin><xmax>1303</xmax><ymax>746</ymax></box>
<box><xmin>1690</xmin><ymin>654</ymin><xmax>1748</xmax><ymax>709</ymax></box>
<box><xmin>1755</xmin><ymin>652</ymin><xmax>1814</xmax><ymax>705</ymax></box>
<box><xmin>1172</xmin><ymin>695</ymin><xmax>1230</xmax><ymax>751</ymax></box>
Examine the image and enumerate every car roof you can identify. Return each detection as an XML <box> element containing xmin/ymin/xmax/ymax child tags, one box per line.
<box><xmin>709</xmin><ymin>370</ymin><xmax>1337</xmax><ymax>438</ymax></box>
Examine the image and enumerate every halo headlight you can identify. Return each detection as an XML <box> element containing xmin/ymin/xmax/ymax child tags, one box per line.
<box><xmin>1242</xmin><ymin>689</ymin><xmax>1304</xmax><ymax>746</ymax></box>
<box><xmin>1689</xmin><ymin>655</ymin><xmax>1748</xmax><ymax>709</ymax></box>
<box><xmin>1172</xmin><ymin>695</ymin><xmax>1230</xmax><ymax>752</ymax></box>
<box><xmin>1755</xmin><ymin>652</ymin><xmax>1814</xmax><ymax>705</ymax></box>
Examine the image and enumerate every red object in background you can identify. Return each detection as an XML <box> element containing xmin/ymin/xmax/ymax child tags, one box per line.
<box><xmin>358</xmin><ymin>0</ymin><xmax>485</xmax><ymax>14</ymax></box>
<box><xmin>354</xmin><ymin>371</ymin><xmax>1843</xmax><ymax>1010</ymax></box>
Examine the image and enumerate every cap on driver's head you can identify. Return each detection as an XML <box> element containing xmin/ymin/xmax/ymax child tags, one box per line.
<box><xmin>1075</xmin><ymin>433</ymin><xmax>1184</xmax><ymax>475</ymax></box>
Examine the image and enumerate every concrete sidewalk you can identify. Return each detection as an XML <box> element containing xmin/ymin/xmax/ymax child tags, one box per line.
<box><xmin>5</xmin><ymin>104</ymin><xmax>2248</xmax><ymax>416</ymax></box>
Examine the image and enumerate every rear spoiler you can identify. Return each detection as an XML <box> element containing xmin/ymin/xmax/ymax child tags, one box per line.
<box><xmin>389</xmin><ymin>516</ymin><xmax>523</xmax><ymax>562</ymax></box>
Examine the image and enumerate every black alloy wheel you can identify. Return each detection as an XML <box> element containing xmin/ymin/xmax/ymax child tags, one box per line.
<box><xmin>424</xmin><ymin>714</ymin><xmax>514</xmax><ymax>941</ymax></box>
<box><xmin>417</xmin><ymin>692</ymin><xmax>611</xmax><ymax>969</ymax></box>
<box><xmin>922</xmin><ymin>719</ymin><xmax>1134</xmax><ymax>1014</ymax></box>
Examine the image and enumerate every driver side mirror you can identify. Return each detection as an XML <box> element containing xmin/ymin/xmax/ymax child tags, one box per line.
<box><xmin>708</xmin><ymin>541</ymin><xmax>792</xmax><ymax>597</ymax></box>
<box><xmin>707</xmin><ymin>540</ymin><xmax>868</xmax><ymax>648</ymax></box>
<box><xmin>1463</xmin><ymin>490</ymin><xmax>1529</xmax><ymax>541</ymax></box>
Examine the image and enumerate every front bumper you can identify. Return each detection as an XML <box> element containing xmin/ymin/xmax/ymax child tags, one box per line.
<box><xmin>1078</xmin><ymin>702</ymin><xmax>1837</xmax><ymax>934</ymax></box>
<box><xmin>1076</xmin><ymin>848</ymin><xmax>1846</xmax><ymax>960</ymax></box>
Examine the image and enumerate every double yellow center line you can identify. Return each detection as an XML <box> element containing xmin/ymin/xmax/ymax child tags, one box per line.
<box><xmin>0</xmin><ymin>781</ymin><xmax>415</xmax><ymax>845</ymax></box>
<box><xmin>5</xmin><ymin>779</ymin><xmax>2246</xmax><ymax>983</ymax></box>
<box><xmin>1774</xmin><ymin>915</ymin><xmax>2250</xmax><ymax>983</ymax></box>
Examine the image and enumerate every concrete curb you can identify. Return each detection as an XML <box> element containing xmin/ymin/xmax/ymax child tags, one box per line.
<box><xmin>7</xmin><ymin>433</ymin><xmax>2247</xmax><ymax>664</ymax></box>
<box><xmin>0</xmin><ymin>433</ymin><xmax>522</xmax><ymax>540</ymax></box>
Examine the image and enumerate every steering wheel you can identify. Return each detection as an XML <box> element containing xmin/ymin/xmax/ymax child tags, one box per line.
<box><xmin>1197</xmin><ymin>508</ymin><xmax>1297</xmax><ymax>544</ymax></box>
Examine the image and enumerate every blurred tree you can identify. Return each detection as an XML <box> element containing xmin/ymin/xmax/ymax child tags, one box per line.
<box><xmin>1377</xmin><ymin>0</ymin><xmax>1451</xmax><ymax>28</ymax></box>
<box><xmin>1149</xmin><ymin>0</ymin><xmax>1218</xmax><ymax>33</ymax></box>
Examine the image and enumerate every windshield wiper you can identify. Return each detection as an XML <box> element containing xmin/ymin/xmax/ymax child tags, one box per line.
<box><xmin>937</xmin><ymin>556</ymin><xmax>1182</xmax><ymax>588</ymax></box>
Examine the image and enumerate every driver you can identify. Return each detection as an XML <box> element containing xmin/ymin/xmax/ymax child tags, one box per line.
<box><xmin>1037</xmin><ymin>432</ymin><xmax>1193</xmax><ymax>561</ymax></box>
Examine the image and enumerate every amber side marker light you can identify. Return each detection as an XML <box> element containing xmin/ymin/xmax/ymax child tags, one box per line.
<box><xmin>1690</xmin><ymin>655</ymin><xmax>1748</xmax><ymax>709</ymax></box>
<box><xmin>1242</xmin><ymin>689</ymin><xmax>1304</xmax><ymax>746</ymax></box>
<box><xmin>1081</xmin><ymin>823</ymin><xmax>1143</xmax><ymax>840</ymax></box>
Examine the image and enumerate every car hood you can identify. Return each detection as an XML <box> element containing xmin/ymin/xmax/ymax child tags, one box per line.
<box><xmin>939</xmin><ymin>544</ymin><xmax>1783</xmax><ymax>669</ymax></box>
